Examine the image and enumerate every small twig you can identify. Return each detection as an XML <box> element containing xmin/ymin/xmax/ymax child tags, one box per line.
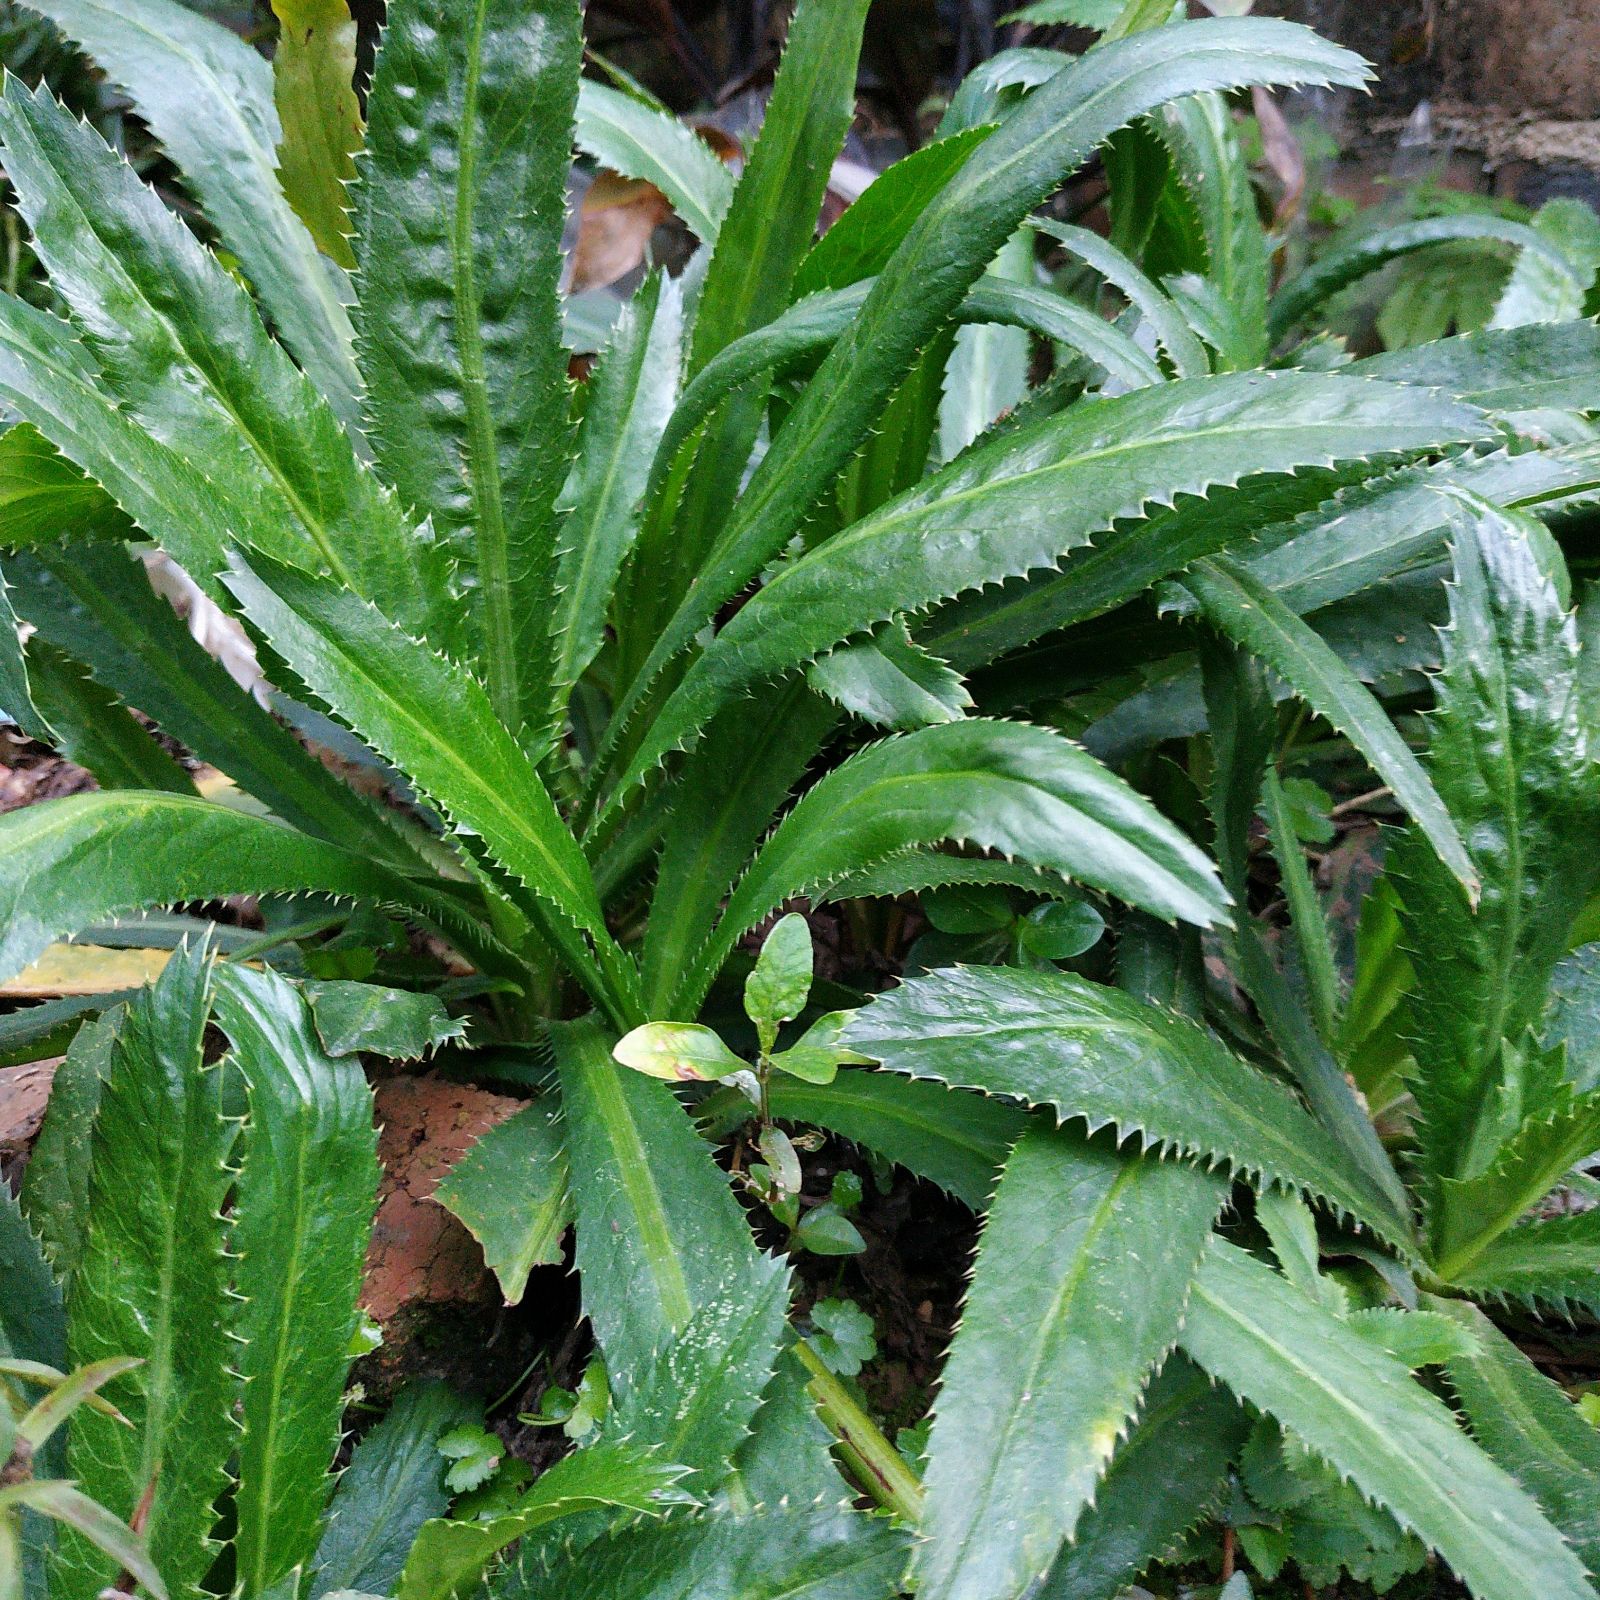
<box><xmin>1221</xmin><ymin>1524</ymin><xmax>1236</xmax><ymax>1580</ymax></box>
<box><xmin>1330</xmin><ymin>785</ymin><xmax>1393</xmax><ymax>819</ymax></box>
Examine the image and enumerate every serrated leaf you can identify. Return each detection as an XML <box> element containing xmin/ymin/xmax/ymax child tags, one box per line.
<box><xmin>1545</xmin><ymin>941</ymin><xmax>1600</xmax><ymax>1093</ymax></box>
<box><xmin>310</xmin><ymin>1383</ymin><xmax>479</xmax><ymax>1600</ymax></box>
<box><xmin>842</xmin><ymin>965</ymin><xmax>1415</xmax><ymax>1250</ymax></box>
<box><xmin>808</xmin><ymin>621</ymin><xmax>973</xmax><ymax>731</ymax></box>
<box><xmin>1352</xmin><ymin>321</ymin><xmax>1600</xmax><ymax>416</ymax></box>
<box><xmin>1179</xmin><ymin>1238</ymin><xmax>1593</xmax><ymax>1600</ymax></box>
<box><xmin>221</xmin><ymin>555</ymin><xmax>633</xmax><ymax>1022</ymax></box>
<box><xmin>1222</xmin><ymin>439</ymin><xmax>1600</xmax><ymax>622</ymax></box>
<box><xmin>723</xmin><ymin>1068</ymin><xmax>1025</xmax><ymax>1209</ymax></box>
<box><xmin>939</xmin><ymin>225</ymin><xmax>1033</xmax><ymax>462</ymax></box>
<box><xmin>574</xmin><ymin>80</ymin><xmax>731</xmax><ymax>244</ymax></box>
<box><xmin>608</xmin><ymin>1252</ymin><xmax>790</xmax><ymax>1493</ymax></box>
<box><xmin>434</xmin><ymin>1097</ymin><xmax>572</xmax><ymax>1306</ymax></box>
<box><xmin>612</xmin><ymin>371</ymin><xmax>1489</xmax><ymax>813</ymax></box>
<box><xmin>1491</xmin><ymin>198</ymin><xmax>1600</xmax><ymax>330</ymax></box>
<box><xmin>52</xmin><ymin>946</ymin><xmax>232</xmax><ymax>1600</ymax></box>
<box><xmin>1154</xmin><ymin>92</ymin><xmax>1268</xmax><ymax>368</ymax></box>
<box><xmin>210</xmin><ymin>964</ymin><xmax>380</xmax><ymax>1596</ymax></box>
<box><xmin>357</xmin><ymin>0</ymin><xmax>578</xmax><ymax>741</ymax></box>
<box><xmin>1440</xmin><ymin>1178</ymin><xmax>1600</xmax><ymax>1312</ymax></box>
<box><xmin>270</xmin><ymin>0</ymin><xmax>361</xmax><ymax>269</ymax></box>
<box><xmin>495</xmin><ymin>1502</ymin><xmax>911</xmax><ymax>1600</ymax></box>
<box><xmin>16</xmin><ymin>0</ymin><xmax>361</xmax><ymax>421</ymax></box>
<box><xmin>0</xmin><ymin>79</ymin><xmax>454</xmax><ymax>652</ymax></box>
<box><xmin>1344</xmin><ymin>1308</ymin><xmax>1476</xmax><ymax>1368</ymax></box>
<box><xmin>1435</xmin><ymin>1297</ymin><xmax>1600</xmax><ymax>1573</ymax></box>
<box><xmin>795</xmin><ymin>126</ymin><xmax>994</xmax><ymax>298</ymax></box>
<box><xmin>730</xmin><ymin>1338</ymin><xmax>849</xmax><ymax>1507</ymax></box>
<box><xmin>1185</xmin><ymin>553</ymin><xmax>1474</xmax><ymax>895</ymax></box>
<box><xmin>0</xmin><ymin>422</ymin><xmax>132</xmax><ymax>549</ymax></box>
<box><xmin>639</xmin><ymin>686</ymin><xmax>838</xmax><ymax>1017</ymax></box>
<box><xmin>0</xmin><ymin>294</ymin><xmax>270</xmax><ymax>612</ymax></box>
<box><xmin>9</xmin><ymin>544</ymin><xmax>422</xmax><ymax>871</ymax></box>
<box><xmin>555</xmin><ymin>1018</ymin><xmax>779</xmax><ymax>1385</ymax></box>
<box><xmin>18</xmin><ymin>1005</ymin><xmax>117</xmax><ymax>1278</ymax></box>
<box><xmin>17</xmin><ymin>632</ymin><xmax>193</xmax><ymax>795</ymax></box>
<box><xmin>302</xmin><ymin>980</ymin><xmax>464</xmax><ymax>1060</ymax></box>
<box><xmin>1199</xmin><ymin>636</ymin><xmax>1406</xmax><ymax>1214</ymax></box>
<box><xmin>0</xmin><ymin>790</ymin><xmax>505</xmax><ymax>990</ymax></box>
<box><xmin>916</xmin><ymin>1129</ymin><xmax>1223</xmax><ymax>1600</ymax></box>
<box><xmin>678</xmin><ymin>718</ymin><xmax>1228</xmax><ymax>1018</ymax></box>
<box><xmin>1029</xmin><ymin>217</ymin><xmax>1208</xmax><ymax>378</ymax></box>
<box><xmin>397</xmin><ymin>1441</ymin><xmax>687</xmax><ymax>1600</ymax></box>
<box><xmin>1269</xmin><ymin>215</ymin><xmax>1579</xmax><ymax>343</ymax></box>
<box><xmin>1390</xmin><ymin>496</ymin><xmax>1600</xmax><ymax>1241</ymax></box>
<box><xmin>1035</xmin><ymin>1355</ymin><xmax>1248</xmax><ymax>1600</ymax></box>
<box><xmin>597</xmin><ymin>18</ymin><xmax>1372</xmax><ymax>803</ymax></box>
<box><xmin>552</xmin><ymin>273</ymin><xmax>681</xmax><ymax>718</ymax></box>
<box><xmin>0</xmin><ymin>1184</ymin><xmax>62</xmax><ymax>1371</ymax></box>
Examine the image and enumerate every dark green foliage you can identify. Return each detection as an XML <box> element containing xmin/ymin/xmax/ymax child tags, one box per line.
<box><xmin>2</xmin><ymin>2</ymin><xmax>1599</xmax><ymax>1597</ymax></box>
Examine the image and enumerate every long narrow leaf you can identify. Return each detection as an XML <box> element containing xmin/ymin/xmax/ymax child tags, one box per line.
<box><xmin>495</xmin><ymin>1503</ymin><xmax>910</xmax><ymax>1600</ymax></box>
<box><xmin>1179</xmin><ymin>1239</ymin><xmax>1593</xmax><ymax>1600</ymax></box>
<box><xmin>916</xmin><ymin>1130</ymin><xmax>1223</xmax><ymax>1600</ymax></box>
<box><xmin>607</xmin><ymin>371</ymin><xmax>1488</xmax><ymax>823</ymax></box>
<box><xmin>1185</xmin><ymin>553</ymin><xmax>1475</xmax><ymax>895</ymax></box>
<box><xmin>681</xmin><ymin>718</ymin><xmax>1227</xmax><ymax>1015</ymax></box>
<box><xmin>0</xmin><ymin>790</ymin><xmax>504</xmax><ymax>988</ymax></box>
<box><xmin>1269</xmin><ymin>215</ymin><xmax>1579</xmax><ymax>343</ymax></box>
<box><xmin>358</xmin><ymin>0</ymin><xmax>579</xmax><ymax>741</ymax></box>
<box><xmin>0</xmin><ymin>79</ymin><xmax>458</xmax><ymax>652</ymax></box>
<box><xmin>1391</xmin><ymin>496</ymin><xmax>1600</xmax><ymax>1238</ymax></box>
<box><xmin>842</xmin><ymin>965</ymin><xmax>1415</xmax><ymax>1250</ymax></box>
<box><xmin>434</xmin><ymin>1097</ymin><xmax>572</xmax><ymax>1306</ymax></box>
<box><xmin>52</xmin><ymin>946</ymin><xmax>232</xmax><ymax>1600</ymax></box>
<box><xmin>574</xmin><ymin>80</ymin><xmax>732</xmax><ymax>244</ymax></box>
<box><xmin>309</xmin><ymin>1383</ymin><xmax>478</xmax><ymax>1600</ymax></box>
<box><xmin>11</xmin><ymin>543</ymin><xmax>427</xmax><ymax>870</ymax></box>
<box><xmin>17</xmin><ymin>0</ymin><xmax>361</xmax><ymax>422</ymax></box>
<box><xmin>595</xmin><ymin>18</ymin><xmax>1370</xmax><ymax>798</ymax></box>
<box><xmin>223</xmin><ymin>557</ymin><xmax>634</xmax><ymax>1022</ymax></box>
<box><xmin>1036</xmin><ymin>1355</ymin><xmax>1248</xmax><ymax>1600</ymax></box>
<box><xmin>554</xmin><ymin>1018</ymin><xmax>780</xmax><ymax>1383</ymax></box>
<box><xmin>213</xmin><ymin>965</ymin><xmax>380</xmax><ymax>1596</ymax></box>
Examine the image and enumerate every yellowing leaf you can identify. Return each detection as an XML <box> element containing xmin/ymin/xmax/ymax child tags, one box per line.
<box><xmin>271</xmin><ymin>0</ymin><xmax>362</xmax><ymax>269</ymax></box>
<box><xmin>0</xmin><ymin>943</ymin><xmax>170</xmax><ymax>997</ymax></box>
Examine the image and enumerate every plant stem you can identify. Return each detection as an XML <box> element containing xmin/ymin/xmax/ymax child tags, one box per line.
<box><xmin>793</xmin><ymin>1340</ymin><xmax>924</xmax><ymax>1524</ymax></box>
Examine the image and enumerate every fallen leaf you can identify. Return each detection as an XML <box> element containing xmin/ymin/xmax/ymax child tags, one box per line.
<box><xmin>1</xmin><ymin>944</ymin><xmax>171</xmax><ymax>997</ymax></box>
<box><xmin>570</xmin><ymin>170</ymin><xmax>671</xmax><ymax>293</ymax></box>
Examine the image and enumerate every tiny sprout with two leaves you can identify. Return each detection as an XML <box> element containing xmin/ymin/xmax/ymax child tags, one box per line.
<box><xmin>612</xmin><ymin>914</ymin><xmax>871</xmax><ymax>1099</ymax></box>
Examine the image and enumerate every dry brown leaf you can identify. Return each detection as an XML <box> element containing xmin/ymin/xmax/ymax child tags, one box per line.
<box><xmin>570</xmin><ymin>170</ymin><xmax>672</xmax><ymax>293</ymax></box>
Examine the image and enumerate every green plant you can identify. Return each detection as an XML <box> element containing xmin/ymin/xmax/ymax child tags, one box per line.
<box><xmin>833</xmin><ymin>495</ymin><xmax>1600</xmax><ymax>1598</ymax></box>
<box><xmin>2</xmin><ymin>0</ymin><xmax>1600</xmax><ymax>1595</ymax></box>
<box><xmin>1</xmin><ymin>1356</ymin><xmax>164</xmax><ymax>1600</ymax></box>
<box><xmin>2</xmin><ymin>949</ymin><xmax>694</xmax><ymax>1600</ymax></box>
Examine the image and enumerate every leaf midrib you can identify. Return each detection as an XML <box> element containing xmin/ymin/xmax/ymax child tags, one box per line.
<box><xmin>240</xmin><ymin>1100</ymin><xmax>315</xmax><ymax>1596</ymax></box>
<box><xmin>932</xmin><ymin>1156</ymin><xmax>1141</xmax><ymax>1582</ymax></box>
<box><xmin>450</xmin><ymin>0</ymin><xmax>518</xmax><ymax>731</ymax></box>
<box><xmin>591</xmin><ymin>1063</ymin><xmax>694</xmax><ymax>1333</ymax></box>
<box><xmin>1190</xmin><ymin>1269</ymin><xmax>1505</xmax><ymax>1561</ymax></box>
<box><xmin>29</xmin><ymin>127</ymin><xmax>361</xmax><ymax>590</ymax></box>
